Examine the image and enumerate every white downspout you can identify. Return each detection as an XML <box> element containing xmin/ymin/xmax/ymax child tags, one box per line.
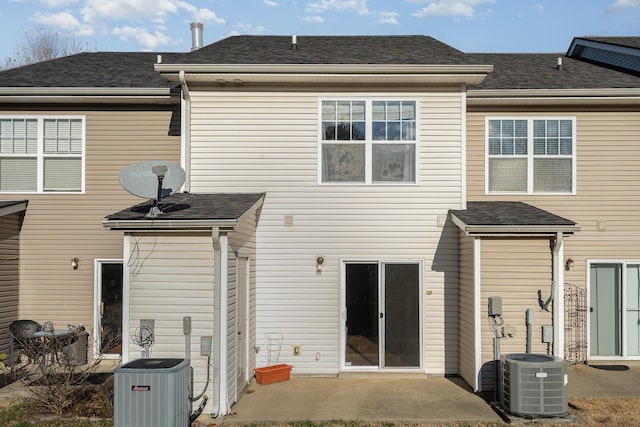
<box><xmin>552</xmin><ymin>232</ymin><xmax>565</xmax><ymax>358</ymax></box>
<box><xmin>211</xmin><ymin>227</ymin><xmax>229</xmax><ymax>416</ymax></box>
<box><xmin>179</xmin><ymin>70</ymin><xmax>191</xmax><ymax>192</ymax></box>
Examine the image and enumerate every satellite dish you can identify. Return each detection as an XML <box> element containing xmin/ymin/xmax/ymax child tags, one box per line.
<box><xmin>119</xmin><ymin>160</ymin><xmax>186</xmax><ymax>200</ymax></box>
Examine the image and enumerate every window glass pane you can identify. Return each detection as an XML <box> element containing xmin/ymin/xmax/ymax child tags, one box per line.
<box><xmin>351</xmin><ymin>102</ymin><xmax>365</xmax><ymax>121</ymax></box>
<box><xmin>372</xmin><ymin>101</ymin><xmax>385</xmax><ymax>121</ymax></box>
<box><xmin>352</xmin><ymin>122</ymin><xmax>365</xmax><ymax>140</ymax></box>
<box><xmin>70</xmin><ymin>119</ymin><xmax>82</xmax><ymax>154</ymax></box>
<box><xmin>488</xmin><ymin>120</ymin><xmax>501</xmax><ymax>138</ymax></box>
<box><xmin>402</xmin><ymin>122</ymin><xmax>416</xmax><ymax>141</ymax></box>
<box><xmin>488</xmin><ymin>138</ymin><xmax>501</xmax><ymax>155</ymax></box>
<box><xmin>0</xmin><ymin>158</ymin><xmax>37</xmax><ymax>191</ymax></box>
<box><xmin>534</xmin><ymin>158</ymin><xmax>572</xmax><ymax>192</ymax></box>
<box><xmin>547</xmin><ymin>138</ymin><xmax>559</xmax><ymax>155</ymax></box>
<box><xmin>322</xmin><ymin>122</ymin><xmax>335</xmax><ymax>140</ymax></box>
<box><xmin>502</xmin><ymin>120</ymin><xmax>514</xmax><ymax>137</ymax></box>
<box><xmin>372</xmin><ymin>144</ymin><xmax>415</xmax><ymax>182</ymax></box>
<box><xmin>337</xmin><ymin>102</ymin><xmax>351</xmax><ymax>120</ymax></box>
<box><xmin>547</xmin><ymin>120</ymin><xmax>558</xmax><ymax>137</ymax></box>
<box><xmin>322</xmin><ymin>143</ymin><xmax>365</xmax><ymax>182</ymax></box>
<box><xmin>560</xmin><ymin>120</ymin><xmax>572</xmax><ymax>138</ymax></box>
<box><xmin>501</xmin><ymin>138</ymin><xmax>514</xmax><ymax>155</ymax></box>
<box><xmin>488</xmin><ymin>158</ymin><xmax>527</xmax><ymax>192</ymax></box>
<box><xmin>26</xmin><ymin>120</ymin><xmax>37</xmax><ymax>154</ymax></box>
<box><xmin>337</xmin><ymin>122</ymin><xmax>350</xmax><ymax>140</ymax></box>
<box><xmin>534</xmin><ymin>138</ymin><xmax>545</xmax><ymax>155</ymax></box>
<box><xmin>534</xmin><ymin>120</ymin><xmax>546</xmax><ymax>137</ymax></box>
<box><xmin>514</xmin><ymin>138</ymin><xmax>527</xmax><ymax>155</ymax></box>
<box><xmin>560</xmin><ymin>138</ymin><xmax>572</xmax><ymax>155</ymax></box>
<box><xmin>322</xmin><ymin>101</ymin><xmax>336</xmax><ymax>121</ymax></box>
<box><xmin>514</xmin><ymin>120</ymin><xmax>527</xmax><ymax>137</ymax></box>
<box><xmin>387</xmin><ymin>122</ymin><xmax>400</xmax><ymax>141</ymax></box>
<box><xmin>402</xmin><ymin>102</ymin><xmax>416</xmax><ymax>120</ymax></box>
<box><xmin>44</xmin><ymin>157</ymin><xmax>81</xmax><ymax>191</ymax></box>
<box><xmin>386</xmin><ymin>102</ymin><xmax>400</xmax><ymax>120</ymax></box>
<box><xmin>373</xmin><ymin>122</ymin><xmax>386</xmax><ymax>140</ymax></box>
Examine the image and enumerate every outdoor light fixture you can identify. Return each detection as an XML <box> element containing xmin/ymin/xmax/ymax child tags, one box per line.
<box><xmin>564</xmin><ymin>258</ymin><xmax>574</xmax><ymax>271</ymax></box>
<box><xmin>316</xmin><ymin>256</ymin><xmax>325</xmax><ymax>274</ymax></box>
<box><xmin>71</xmin><ymin>257</ymin><xmax>80</xmax><ymax>270</ymax></box>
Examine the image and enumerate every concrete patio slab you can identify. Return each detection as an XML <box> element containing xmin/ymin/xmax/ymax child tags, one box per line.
<box><xmin>221</xmin><ymin>375</ymin><xmax>502</xmax><ymax>425</ymax></box>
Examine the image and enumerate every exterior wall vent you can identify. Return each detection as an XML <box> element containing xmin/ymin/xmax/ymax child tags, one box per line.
<box><xmin>500</xmin><ymin>353</ymin><xmax>568</xmax><ymax>418</ymax></box>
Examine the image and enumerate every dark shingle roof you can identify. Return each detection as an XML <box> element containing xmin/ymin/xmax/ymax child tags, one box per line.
<box><xmin>105</xmin><ymin>192</ymin><xmax>264</xmax><ymax>222</ymax></box>
<box><xmin>182</xmin><ymin>35</ymin><xmax>474</xmax><ymax>65</ymax></box>
<box><xmin>0</xmin><ymin>52</ymin><xmax>184</xmax><ymax>88</ymax></box>
<box><xmin>468</xmin><ymin>53</ymin><xmax>640</xmax><ymax>90</ymax></box>
<box><xmin>450</xmin><ymin>201</ymin><xmax>577</xmax><ymax>230</ymax></box>
<box><xmin>577</xmin><ymin>37</ymin><xmax>640</xmax><ymax>50</ymax></box>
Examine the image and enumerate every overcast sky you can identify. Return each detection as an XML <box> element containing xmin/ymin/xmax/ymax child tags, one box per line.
<box><xmin>1</xmin><ymin>0</ymin><xmax>639</xmax><ymax>62</ymax></box>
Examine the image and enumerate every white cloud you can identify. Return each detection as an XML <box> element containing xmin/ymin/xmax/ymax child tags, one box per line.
<box><xmin>232</xmin><ymin>23</ymin><xmax>266</xmax><ymax>34</ymax></box>
<box><xmin>609</xmin><ymin>0</ymin><xmax>640</xmax><ymax>11</ymax></box>
<box><xmin>306</xmin><ymin>0</ymin><xmax>370</xmax><ymax>16</ymax></box>
<box><xmin>377</xmin><ymin>11</ymin><xmax>398</xmax><ymax>24</ymax></box>
<box><xmin>533</xmin><ymin>3</ymin><xmax>544</xmax><ymax>13</ymax></box>
<box><xmin>81</xmin><ymin>0</ymin><xmax>187</xmax><ymax>24</ymax></box>
<box><xmin>39</xmin><ymin>0</ymin><xmax>80</xmax><ymax>6</ymax></box>
<box><xmin>32</xmin><ymin>11</ymin><xmax>95</xmax><ymax>36</ymax></box>
<box><xmin>193</xmin><ymin>8</ymin><xmax>226</xmax><ymax>24</ymax></box>
<box><xmin>112</xmin><ymin>26</ymin><xmax>173</xmax><ymax>50</ymax></box>
<box><xmin>304</xmin><ymin>15</ymin><xmax>324</xmax><ymax>22</ymax></box>
<box><xmin>412</xmin><ymin>0</ymin><xmax>494</xmax><ymax>19</ymax></box>
<box><xmin>262</xmin><ymin>0</ymin><xmax>278</xmax><ymax>6</ymax></box>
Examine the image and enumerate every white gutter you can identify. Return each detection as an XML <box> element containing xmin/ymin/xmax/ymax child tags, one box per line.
<box><xmin>156</xmin><ymin>64</ymin><xmax>493</xmax><ymax>86</ymax></box>
<box><xmin>467</xmin><ymin>88</ymin><xmax>640</xmax><ymax>107</ymax></box>
<box><xmin>552</xmin><ymin>232</ymin><xmax>565</xmax><ymax>358</ymax></box>
<box><xmin>179</xmin><ymin>70</ymin><xmax>192</xmax><ymax>192</ymax></box>
<box><xmin>102</xmin><ymin>219</ymin><xmax>239</xmax><ymax>230</ymax></box>
<box><xmin>0</xmin><ymin>87</ymin><xmax>176</xmax><ymax>104</ymax></box>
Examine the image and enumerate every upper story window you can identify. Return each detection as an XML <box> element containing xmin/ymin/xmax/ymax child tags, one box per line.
<box><xmin>320</xmin><ymin>99</ymin><xmax>417</xmax><ymax>184</ymax></box>
<box><xmin>486</xmin><ymin>117</ymin><xmax>575</xmax><ymax>194</ymax></box>
<box><xmin>0</xmin><ymin>116</ymin><xmax>84</xmax><ymax>193</ymax></box>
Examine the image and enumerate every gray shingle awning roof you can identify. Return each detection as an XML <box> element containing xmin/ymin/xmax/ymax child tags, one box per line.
<box><xmin>467</xmin><ymin>53</ymin><xmax>640</xmax><ymax>90</ymax></box>
<box><xmin>0</xmin><ymin>52</ymin><xmax>183</xmax><ymax>88</ymax></box>
<box><xmin>450</xmin><ymin>201</ymin><xmax>580</xmax><ymax>236</ymax></box>
<box><xmin>103</xmin><ymin>192</ymin><xmax>264</xmax><ymax>230</ymax></box>
<box><xmin>0</xmin><ymin>200</ymin><xmax>28</xmax><ymax>217</ymax></box>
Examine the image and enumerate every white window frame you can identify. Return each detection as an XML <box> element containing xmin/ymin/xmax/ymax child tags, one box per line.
<box><xmin>484</xmin><ymin>116</ymin><xmax>576</xmax><ymax>195</ymax></box>
<box><xmin>318</xmin><ymin>98</ymin><xmax>419</xmax><ymax>185</ymax></box>
<box><xmin>0</xmin><ymin>115</ymin><xmax>85</xmax><ymax>194</ymax></box>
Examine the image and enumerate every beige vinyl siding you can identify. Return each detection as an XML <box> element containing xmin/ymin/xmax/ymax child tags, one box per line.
<box><xmin>188</xmin><ymin>89</ymin><xmax>464</xmax><ymax>374</ymax></box>
<box><xmin>0</xmin><ymin>107</ymin><xmax>179</xmax><ymax>337</ymax></box>
<box><xmin>467</xmin><ymin>109</ymin><xmax>640</xmax><ymax>292</ymax></box>
<box><xmin>458</xmin><ymin>233</ymin><xmax>476</xmax><ymax>389</ymax></box>
<box><xmin>127</xmin><ymin>233</ymin><xmax>214</xmax><ymax>409</ymax></box>
<box><xmin>0</xmin><ymin>212</ymin><xmax>21</xmax><ymax>353</ymax></box>
<box><xmin>479</xmin><ymin>238</ymin><xmax>553</xmax><ymax>390</ymax></box>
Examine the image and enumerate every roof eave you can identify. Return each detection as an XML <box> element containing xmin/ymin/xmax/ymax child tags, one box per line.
<box><xmin>102</xmin><ymin>219</ymin><xmax>240</xmax><ymax>231</ymax></box>
<box><xmin>450</xmin><ymin>213</ymin><xmax>581</xmax><ymax>236</ymax></box>
<box><xmin>0</xmin><ymin>200</ymin><xmax>28</xmax><ymax>217</ymax></box>
<box><xmin>156</xmin><ymin>63</ymin><xmax>493</xmax><ymax>86</ymax></box>
<box><xmin>0</xmin><ymin>87</ymin><xmax>177</xmax><ymax>104</ymax></box>
<box><xmin>467</xmin><ymin>88</ymin><xmax>640</xmax><ymax>106</ymax></box>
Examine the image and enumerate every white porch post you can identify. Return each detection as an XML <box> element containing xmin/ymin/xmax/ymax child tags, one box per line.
<box><xmin>552</xmin><ymin>232</ymin><xmax>565</xmax><ymax>358</ymax></box>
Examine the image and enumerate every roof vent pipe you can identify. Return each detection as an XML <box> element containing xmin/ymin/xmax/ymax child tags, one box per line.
<box><xmin>556</xmin><ymin>57</ymin><xmax>563</xmax><ymax>70</ymax></box>
<box><xmin>291</xmin><ymin>35</ymin><xmax>298</xmax><ymax>50</ymax></box>
<box><xmin>190</xmin><ymin>22</ymin><xmax>204</xmax><ymax>51</ymax></box>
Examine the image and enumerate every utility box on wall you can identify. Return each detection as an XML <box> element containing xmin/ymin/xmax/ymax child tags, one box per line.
<box><xmin>114</xmin><ymin>358</ymin><xmax>190</xmax><ymax>427</ymax></box>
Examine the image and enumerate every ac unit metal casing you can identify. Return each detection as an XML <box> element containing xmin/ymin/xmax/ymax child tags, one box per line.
<box><xmin>114</xmin><ymin>358</ymin><xmax>190</xmax><ymax>427</ymax></box>
<box><xmin>500</xmin><ymin>353</ymin><xmax>568</xmax><ymax>418</ymax></box>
